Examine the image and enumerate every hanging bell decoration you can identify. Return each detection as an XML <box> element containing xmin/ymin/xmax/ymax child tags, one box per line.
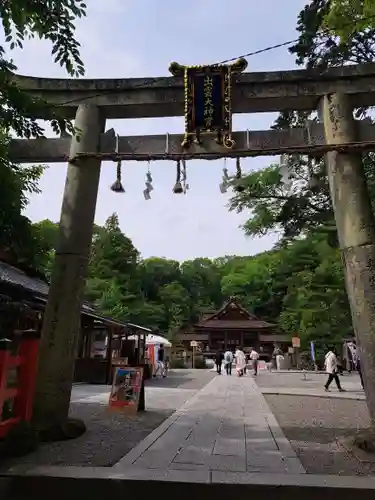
<box><xmin>233</xmin><ymin>157</ymin><xmax>245</xmax><ymax>192</ymax></box>
<box><xmin>173</xmin><ymin>159</ymin><xmax>184</xmax><ymax>194</ymax></box>
<box><xmin>110</xmin><ymin>160</ymin><xmax>125</xmax><ymax>193</ymax></box>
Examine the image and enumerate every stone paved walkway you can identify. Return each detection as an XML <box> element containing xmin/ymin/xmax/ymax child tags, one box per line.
<box><xmin>114</xmin><ymin>373</ymin><xmax>306</xmax><ymax>480</ymax></box>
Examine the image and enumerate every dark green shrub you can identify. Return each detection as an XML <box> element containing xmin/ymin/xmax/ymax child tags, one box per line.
<box><xmin>170</xmin><ymin>358</ymin><xmax>186</xmax><ymax>369</ymax></box>
<box><xmin>194</xmin><ymin>357</ymin><xmax>207</xmax><ymax>369</ymax></box>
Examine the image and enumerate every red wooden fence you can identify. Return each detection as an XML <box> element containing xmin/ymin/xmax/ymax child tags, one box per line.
<box><xmin>0</xmin><ymin>331</ymin><xmax>39</xmax><ymax>438</ymax></box>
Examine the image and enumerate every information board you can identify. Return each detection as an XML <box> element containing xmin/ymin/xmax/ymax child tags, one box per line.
<box><xmin>108</xmin><ymin>366</ymin><xmax>143</xmax><ymax>414</ymax></box>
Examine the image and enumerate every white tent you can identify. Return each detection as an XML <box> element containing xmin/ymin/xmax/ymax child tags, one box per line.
<box><xmin>145</xmin><ymin>334</ymin><xmax>172</xmax><ymax>347</ymax></box>
<box><xmin>128</xmin><ymin>333</ymin><xmax>172</xmax><ymax>347</ymax></box>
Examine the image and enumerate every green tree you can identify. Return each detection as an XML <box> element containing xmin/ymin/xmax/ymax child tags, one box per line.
<box><xmin>0</xmin><ymin>1</ymin><xmax>87</xmax><ymax>273</ymax></box>
<box><xmin>229</xmin><ymin>158</ymin><xmax>332</xmax><ymax>243</ymax></box>
<box><xmin>230</xmin><ymin>0</ymin><xmax>375</xmax><ymax>244</ymax></box>
<box><xmin>180</xmin><ymin>258</ymin><xmax>223</xmax><ymax>319</ymax></box>
<box><xmin>158</xmin><ymin>281</ymin><xmax>192</xmax><ymax>335</ymax></box>
<box><xmin>277</xmin><ymin>235</ymin><xmax>351</xmax><ymax>344</ymax></box>
<box><xmin>31</xmin><ymin>219</ymin><xmax>59</xmax><ymax>276</ymax></box>
<box><xmin>139</xmin><ymin>258</ymin><xmax>182</xmax><ymax>302</ymax></box>
<box><xmin>323</xmin><ymin>0</ymin><xmax>375</xmax><ymax>40</ymax></box>
<box><xmin>86</xmin><ymin>214</ymin><xmax>139</xmax><ymax>313</ymax></box>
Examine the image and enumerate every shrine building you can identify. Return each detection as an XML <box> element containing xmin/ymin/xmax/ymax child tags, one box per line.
<box><xmin>177</xmin><ymin>298</ymin><xmax>290</xmax><ymax>359</ymax></box>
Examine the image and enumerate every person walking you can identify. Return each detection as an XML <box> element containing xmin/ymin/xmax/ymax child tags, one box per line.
<box><xmin>224</xmin><ymin>349</ymin><xmax>233</xmax><ymax>375</ymax></box>
<box><xmin>324</xmin><ymin>347</ymin><xmax>345</xmax><ymax>392</ymax></box>
<box><xmin>235</xmin><ymin>347</ymin><xmax>246</xmax><ymax>377</ymax></box>
<box><xmin>153</xmin><ymin>344</ymin><xmax>166</xmax><ymax>378</ymax></box>
<box><xmin>215</xmin><ymin>350</ymin><xmax>224</xmax><ymax>374</ymax></box>
<box><xmin>273</xmin><ymin>345</ymin><xmax>284</xmax><ymax>370</ymax></box>
<box><xmin>250</xmin><ymin>348</ymin><xmax>260</xmax><ymax>376</ymax></box>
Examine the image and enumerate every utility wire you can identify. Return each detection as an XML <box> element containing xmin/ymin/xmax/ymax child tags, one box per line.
<box><xmin>218</xmin><ymin>13</ymin><xmax>375</xmax><ymax>65</ymax></box>
<box><xmin>48</xmin><ymin>12</ymin><xmax>375</xmax><ymax>108</ymax></box>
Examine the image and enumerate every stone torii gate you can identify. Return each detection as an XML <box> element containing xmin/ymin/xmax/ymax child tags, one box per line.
<box><xmin>10</xmin><ymin>63</ymin><xmax>375</xmax><ymax>429</ymax></box>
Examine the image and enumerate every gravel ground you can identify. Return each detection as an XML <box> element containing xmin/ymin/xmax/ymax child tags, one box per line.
<box><xmin>1</xmin><ymin>369</ymin><xmax>214</xmax><ymax>469</ymax></box>
<box><xmin>255</xmin><ymin>371</ymin><xmax>361</xmax><ymax>390</ymax></box>
<box><xmin>265</xmin><ymin>394</ymin><xmax>374</xmax><ymax>475</ymax></box>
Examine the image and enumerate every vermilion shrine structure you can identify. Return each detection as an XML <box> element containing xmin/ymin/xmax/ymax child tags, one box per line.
<box><xmin>8</xmin><ymin>61</ymin><xmax>375</xmax><ymax>426</ymax></box>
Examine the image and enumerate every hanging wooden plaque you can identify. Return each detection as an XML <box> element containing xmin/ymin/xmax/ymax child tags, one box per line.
<box><xmin>169</xmin><ymin>58</ymin><xmax>247</xmax><ymax>149</ymax></box>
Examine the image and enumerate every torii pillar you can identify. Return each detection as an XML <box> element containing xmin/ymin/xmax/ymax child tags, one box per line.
<box><xmin>320</xmin><ymin>93</ymin><xmax>375</xmax><ymax>426</ymax></box>
<box><xmin>33</xmin><ymin>104</ymin><xmax>105</xmax><ymax>429</ymax></box>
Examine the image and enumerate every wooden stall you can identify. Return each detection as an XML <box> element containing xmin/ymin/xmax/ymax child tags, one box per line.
<box><xmin>0</xmin><ymin>259</ymin><xmax>151</xmax><ymax>386</ymax></box>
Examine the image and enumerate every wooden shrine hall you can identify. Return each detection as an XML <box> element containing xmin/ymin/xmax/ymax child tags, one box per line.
<box><xmin>177</xmin><ymin>298</ymin><xmax>289</xmax><ymax>358</ymax></box>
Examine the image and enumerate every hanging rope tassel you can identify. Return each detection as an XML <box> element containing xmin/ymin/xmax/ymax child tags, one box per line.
<box><xmin>307</xmin><ymin>155</ymin><xmax>320</xmax><ymax>191</ymax></box>
<box><xmin>110</xmin><ymin>160</ymin><xmax>125</xmax><ymax>193</ymax></box>
<box><xmin>146</xmin><ymin>161</ymin><xmax>154</xmax><ymax>192</ymax></box>
<box><xmin>110</xmin><ymin>133</ymin><xmax>125</xmax><ymax>193</ymax></box>
<box><xmin>173</xmin><ymin>159</ymin><xmax>183</xmax><ymax>194</ymax></box>
<box><xmin>219</xmin><ymin>158</ymin><xmax>229</xmax><ymax>193</ymax></box>
<box><xmin>181</xmin><ymin>158</ymin><xmax>189</xmax><ymax>194</ymax></box>
<box><xmin>234</xmin><ymin>157</ymin><xmax>245</xmax><ymax>192</ymax></box>
<box><xmin>144</xmin><ymin>161</ymin><xmax>153</xmax><ymax>200</ymax></box>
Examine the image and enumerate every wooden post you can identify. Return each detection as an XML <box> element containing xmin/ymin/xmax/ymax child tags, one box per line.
<box><xmin>0</xmin><ymin>339</ymin><xmax>12</xmax><ymax>416</ymax></box>
<box><xmin>106</xmin><ymin>327</ymin><xmax>114</xmax><ymax>385</ymax></box>
<box><xmin>320</xmin><ymin>93</ymin><xmax>375</xmax><ymax>425</ymax></box>
<box><xmin>13</xmin><ymin>330</ymin><xmax>39</xmax><ymax>421</ymax></box>
<box><xmin>33</xmin><ymin>104</ymin><xmax>106</xmax><ymax>429</ymax></box>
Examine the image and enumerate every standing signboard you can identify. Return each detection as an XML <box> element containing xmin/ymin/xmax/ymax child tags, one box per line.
<box><xmin>190</xmin><ymin>340</ymin><xmax>198</xmax><ymax>369</ymax></box>
<box><xmin>292</xmin><ymin>337</ymin><xmax>301</xmax><ymax>348</ymax></box>
<box><xmin>108</xmin><ymin>366</ymin><xmax>143</xmax><ymax>414</ymax></box>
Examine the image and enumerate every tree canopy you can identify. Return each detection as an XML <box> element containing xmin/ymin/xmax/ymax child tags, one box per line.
<box><xmin>0</xmin><ymin>1</ymin><xmax>86</xmax><ymax>273</ymax></box>
<box><xmin>323</xmin><ymin>0</ymin><xmax>375</xmax><ymax>41</ymax></box>
<box><xmin>229</xmin><ymin>0</ymin><xmax>375</xmax><ymax>246</ymax></box>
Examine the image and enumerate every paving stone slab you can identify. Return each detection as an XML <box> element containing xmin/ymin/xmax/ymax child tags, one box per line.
<box><xmin>213</xmin><ymin>437</ymin><xmax>246</xmax><ymax>457</ymax></box>
<box><xmin>130</xmin><ymin>449</ymin><xmax>177</xmax><ymax>469</ymax></box>
<box><xmin>114</xmin><ymin>374</ymin><xmax>305</xmax><ymax>474</ymax></box>
<box><xmin>246</xmin><ymin>450</ymin><xmax>286</xmax><ymax>472</ymax></box>
<box><xmin>284</xmin><ymin>457</ymin><xmax>307</xmax><ymax>474</ymax></box>
<box><xmin>173</xmin><ymin>445</ymin><xmax>213</xmax><ymax>465</ymax></box>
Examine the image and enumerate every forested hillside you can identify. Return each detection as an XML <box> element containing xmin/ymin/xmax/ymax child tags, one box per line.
<box><xmin>31</xmin><ymin>213</ymin><xmax>353</xmax><ymax>349</ymax></box>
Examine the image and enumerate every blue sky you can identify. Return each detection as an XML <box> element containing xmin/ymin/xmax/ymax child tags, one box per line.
<box><xmin>9</xmin><ymin>0</ymin><xmax>307</xmax><ymax>261</ymax></box>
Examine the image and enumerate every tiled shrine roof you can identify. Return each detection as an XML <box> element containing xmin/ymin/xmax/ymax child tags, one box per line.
<box><xmin>194</xmin><ymin>298</ymin><xmax>275</xmax><ymax>330</ymax></box>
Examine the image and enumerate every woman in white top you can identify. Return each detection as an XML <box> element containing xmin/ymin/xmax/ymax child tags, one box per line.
<box><xmin>235</xmin><ymin>347</ymin><xmax>247</xmax><ymax>377</ymax></box>
<box><xmin>324</xmin><ymin>348</ymin><xmax>345</xmax><ymax>392</ymax></box>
